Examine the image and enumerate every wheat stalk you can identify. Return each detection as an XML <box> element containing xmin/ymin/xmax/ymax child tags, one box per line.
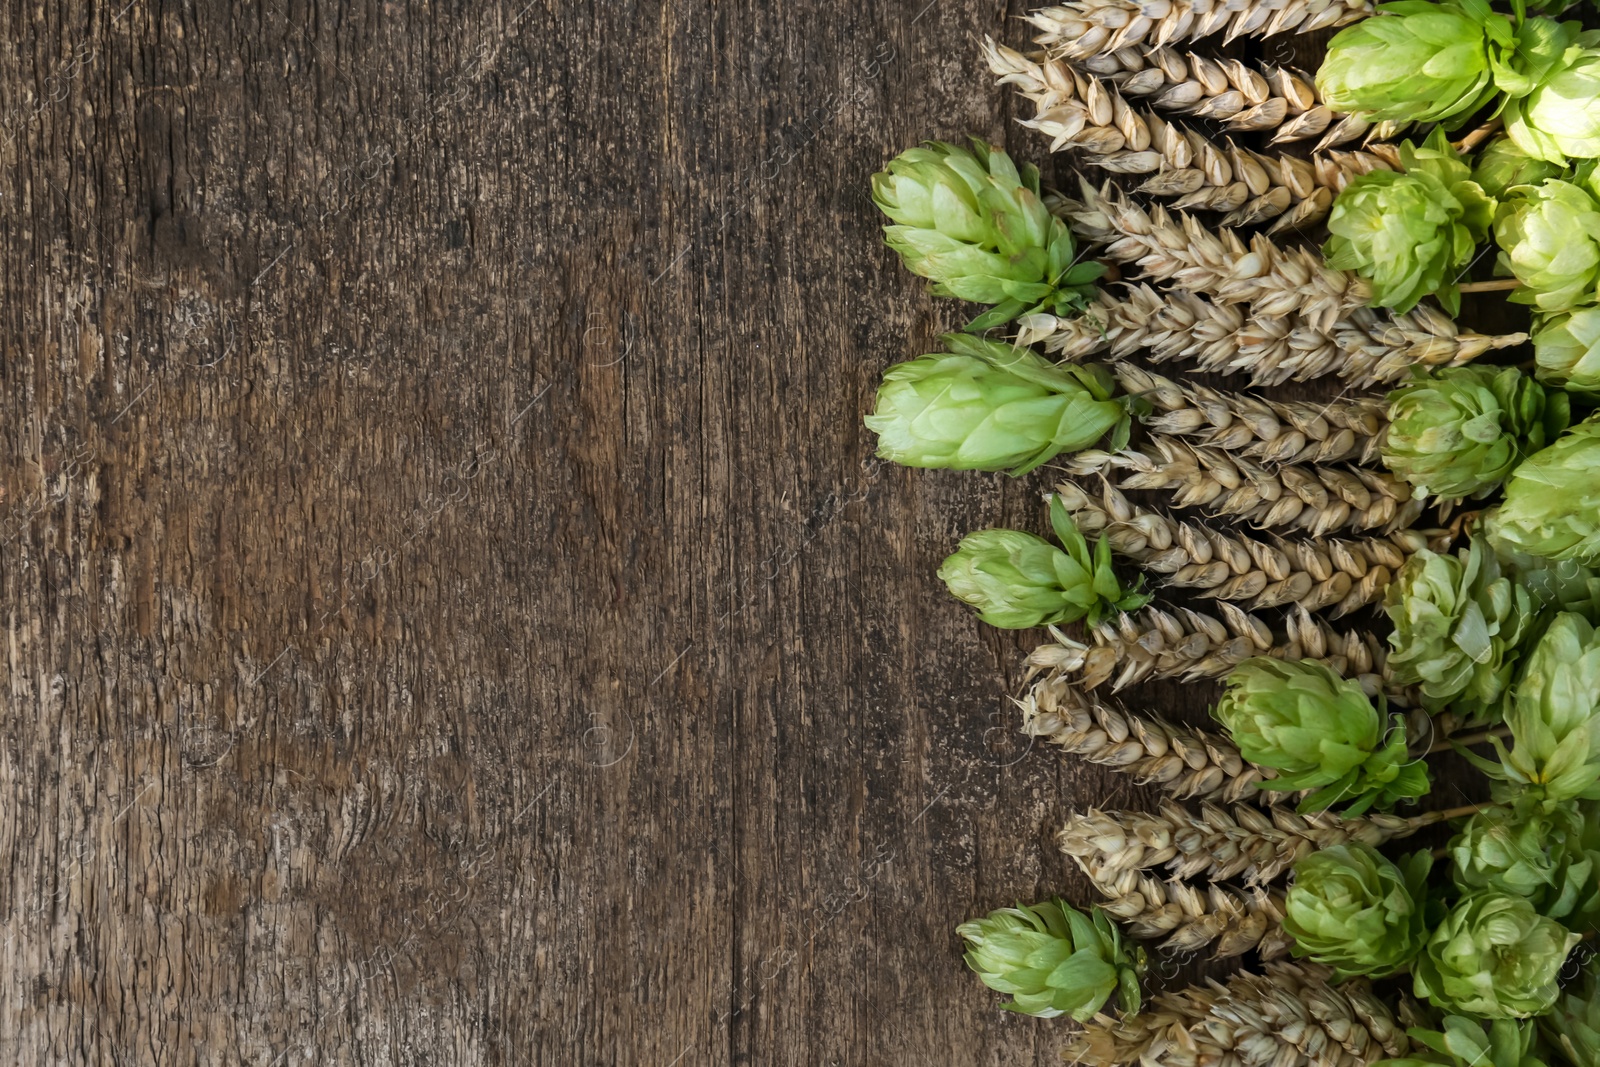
<box><xmin>1061</xmin><ymin>800</ymin><xmax>1453</xmax><ymax>887</ymax></box>
<box><xmin>985</xmin><ymin>42</ymin><xmax>1392</xmax><ymax>231</ymax></box>
<box><xmin>1021</xmin><ymin>672</ymin><xmax>1272</xmax><ymax>803</ymax></box>
<box><xmin>1091</xmin><ymin>868</ymin><xmax>1293</xmax><ymax>958</ymax></box>
<box><xmin>1054</xmin><ymin>480</ymin><xmax>1442</xmax><ymax>617</ymax></box>
<box><xmin>1067</xmin><ymin>961</ymin><xmax>1410</xmax><ymax>1067</ymax></box>
<box><xmin>1112</xmin><ymin>363</ymin><xmax>1387</xmax><ymax>466</ymax></box>
<box><xmin>1065</xmin><ymin>436</ymin><xmax>1421</xmax><ymax>536</ymax></box>
<box><xmin>1027</xmin><ymin>0</ymin><xmax>1375</xmax><ymax>60</ymax></box>
<box><xmin>1025</xmin><ymin>603</ymin><xmax>1393</xmax><ymax>697</ymax></box>
<box><xmin>1021</xmin><ymin>282</ymin><xmax>1525</xmax><ymax>387</ymax></box>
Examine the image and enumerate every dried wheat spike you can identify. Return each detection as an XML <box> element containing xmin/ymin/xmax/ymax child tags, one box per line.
<box><xmin>1021</xmin><ymin>282</ymin><xmax>1525</xmax><ymax>388</ymax></box>
<box><xmin>1020</xmin><ymin>672</ymin><xmax>1272</xmax><ymax>804</ymax></box>
<box><xmin>985</xmin><ymin>42</ymin><xmax>1388</xmax><ymax>231</ymax></box>
<box><xmin>1067</xmin><ymin>961</ymin><xmax>1410</xmax><ymax>1067</ymax></box>
<box><xmin>1026</xmin><ymin>603</ymin><xmax>1393</xmax><ymax>697</ymax></box>
<box><xmin>1065</xmin><ymin>436</ymin><xmax>1421</xmax><ymax>536</ymax></box>
<box><xmin>1061</xmin><ymin>181</ymin><xmax>1370</xmax><ymax>330</ymax></box>
<box><xmin>1077</xmin><ymin>47</ymin><xmax>1389</xmax><ymax>150</ymax></box>
<box><xmin>1113</xmin><ymin>363</ymin><xmax>1387</xmax><ymax>466</ymax></box>
<box><xmin>1028</xmin><ymin>0</ymin><xmax>1375</xmax><ymax>60</ymax></box>
<box><xmin>1055</xmin><ymin>480</ymin><xmax>1443</xmax><ymax>617</ymax></box>
<box><xmin>1060</xmin><ymin>800</ymin><xmax>1451</xmax><ymax>887</ymax></box>
<box><xmin>1089</xmin><ymin>867</ymin><xmax>1292</xmax><ymax>958</ymax></box>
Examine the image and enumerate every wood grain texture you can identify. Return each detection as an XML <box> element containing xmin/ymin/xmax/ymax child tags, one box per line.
<box><xmin>0</xmin><ymin>1</ymin><xmax>1510</xmax><ymax>1064</ymax></box>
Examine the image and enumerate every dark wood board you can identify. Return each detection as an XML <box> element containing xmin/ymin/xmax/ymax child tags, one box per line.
<box><xmin>0</xmin><ymin>2</ymin><xmax>1511</xmax><ymax>1064</ymax></box>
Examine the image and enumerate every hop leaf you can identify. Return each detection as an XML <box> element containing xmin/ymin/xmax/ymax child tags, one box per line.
<box><xmin>872</xmin><ymin>139</ymin><xmax>1105</xmax><ymax>330</ymax></box>
<box><xmin>1534</xmin><ymin>307</ymin><xmax>1600</xmax><ymax>397</ymax></box>
<box><xmin>1489</xmin><ymin>612</ymin><xmax>1600</xmax><ymax>807</ymax></box>
<box><xmin>1472</xmin><ymin>136</ymin><xmax>1563</xmax><ymax>199</ymax></box>
<box><xmin>1315</xmin><ymin>0</ymin><xmax>1504</xmax><ymax>126</ymax></box>
<box><xmin>1493</xmin><ymin>179</ymin><xmax>1600</xmax><ymax>314</ymax></box>
<box><xmin>1449</xmin><ymin>798</ymin><xmax>1600</xmax><ymax>925</ymax></box>
<box><xmin>1384</xmin><ymin>366</ymin><xmax>1568</xmax><ymax>501</ymax></box>
<box><xmin>938</xmin><ymin>496</ymin><xmax>1150</xmax><ymax>630</ymax></box>
<box><xmin>1484</xmin><ymin>416</ymin><xmax>1600</xmax><ymax>565</ymax></box>
<box><xmin>1212</xmin><ymin>658</ymin><xmax>1430</xmax><ymax>816</ymax></box>
<box><xmin>1412</xmin><ymin>892</ymin><xmax>1579</xmax><ymax>1018</ymax></box>
<box><xmin>956</xmin><ymin>899</ymin><xmax>1142</xmax><ymax>1020</ymax></box>
<box><xmin>1506</xmin><ymin>44</ymin><xmax>1600</xmax><ymax>163</ymax></box>
<box><xmin>864</xmin><ymin>335</ymin><xmax>1128</xmax><ymax>474</ymax></box>
<box><xmin>1375</xmin><ymin>1017</ymin><xmax>1548</xmax><ymax>1067</ymax></box>
<box><xmin>1284</xmin><ymin>843</ymin><xmax>1431</xmax><ymax>980</ymax></box>
<box><xmin>1324</xmin><ymin>130</ymin><xmax>1494</xmax><ymax>315</ymax></box>
<box><xmin>1384</xmin><ymin>536</ymin><xmax>1535</xmax><ymax>722</ymax></box>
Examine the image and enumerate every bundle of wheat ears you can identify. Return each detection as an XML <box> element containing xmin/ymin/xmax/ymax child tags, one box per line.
<box><xmin>867</xmin><ymin>0</ymin><xmax>1600</xmax><ymax>1062</ymax></box>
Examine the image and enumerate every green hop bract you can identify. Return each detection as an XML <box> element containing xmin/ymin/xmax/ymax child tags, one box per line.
<box><xmin>1493</xmin><ymin>180</ymin><xmax>1600</xmax><ymax>313</ymax></box>
<box><xmin>1374</xmin><ymin>1017</ymin><xmax>1547</xmax><ymax>1067</ymax></box>
<box><xmin>1472</xmin><ymin>136</ymin><xmax>1563</xmax><ymax>199</ymax></box>
<box><xmin>1535</xmin><ymin>306</ymin><xmax>1600</xmax><ymax>396</ymax></box>
<box><xmin>873</xmin><ymin>139</ymin><xmax>1106</xmax><ymax>331</ymax></box>
<box><xmin>1324</xmin><ymin>131</ymin><xmax>1494</xmax><ymax>314</ymax></box>
<box><xmin>938</xmin><ymin>496</ymin><xmax>1149</xmax><ymax>629</ymax></box>
<box><xmin>956</xmin><ymin>899</ymin><xmax>1142</xmax><ymax>1020</ymax></box>
<box><xmin>1491</xmin><ymin>612</ymin><xmax>1600</xmax><ymax>806</ymax></box>
<box><xmin>1383</xmin><ymin>365</ymin><xmax>1568</xmax><ymax>500</ymax></box>
<box><xmin>1506</xmin><ymin>43</ymin><xmax>1600</xmax><ymax>163</ymax></box>
<box><xmin>1484</xmin><ymin>416</ymin><xmax>1600</xmax><ymax>565</ymax></box>
<box><xmin>1541</xmin><ymin>959</ymin><xmax>1600</xmax><ymax>1067</ymax></box>
<box><xmin>1213</xmin><ymin>658</ymin><xmax>1430</xmax><ymax>815</ymax></box>
<box><xmin>1413</xmin><ymin>892</ymin><xmax>1579</xmax><ymax>1018</ymax></box>
<box><xmin>1450</xmin><ymin>799</ymin><xmax>1600</xmax><ymax>923</ymax></box>
<box><xmin>1316</xmin><ymin>0</ymin><xmax>1504</xmax><ymax>125</ymax></box>
<box><xmin>1283</xmin><ymin>843</ymin><xmax>1431</xmax><ymax>979</ymax></box>
<box><xmin>1384</xmin><ymin>536</ymin><xmax>1533</xmax><ymax>721</ymax></box>
<box><xmin>865</xmin><ymin>334</ymin><xmax>1129</xmax><ymax>475</ymax></box>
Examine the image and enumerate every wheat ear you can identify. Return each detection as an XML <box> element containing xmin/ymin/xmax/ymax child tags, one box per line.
<box><xmin>1027</xmin><ymin>0</ymin><xmax>1376</xmax><ymax>59</ymax></box>
<box><xmin>1090</xmin><ymin>868</ymin><xmax>1292</xmax><ymax>958</ymax></box>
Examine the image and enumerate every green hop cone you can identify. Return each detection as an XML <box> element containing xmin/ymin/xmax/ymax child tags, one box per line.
<box><xmin>1484</xmin><ymin>416</ymin><xmax>1600</xmax><ymax>565</ymax></box>
<box><xmin>1283</xmin><ymin>843</ymin><xmax>1431</xmax><ymax>979</ymax></box>
<box><xmin>938</xmin><ymin>496</ymin><xmax>1150</xmax><ymax>629</ymax></box>
<box><xmin>1506</xmin><ymin>43</ymin><xmax>1600</xmax><ymax>163</ymax></box>
<box><xmin>1383</xmin><ymin>365</ymin><xmax>1569</xmax><ymax>501</ymax></box>
<box><xmin>1315</xmin><ymin>0</ymin><xmax>1504</xmax><ymax>125</ymax></box>
<box><xmin>1375</xmin><ymin>1017</ymin><xmax>1548</xmax><ymax>1067</ymax></box>
<box><xmin>1493</xmin><ymin>180</ymin><xmax>1600</xmax><ymax>313</ymax></box>
<box><xmin>1472</xmin><ymin>136</ymin><xmax>1563</xmax><ymax>199</ymax></box>
<box><xmin>1384</xmin><ymin>536</ymin><xmax>1534</xmax><ymax>721</ymax></box>
<box><xmin>872</xmin><ymin>139</ymin><xmax>1106</xmax><ymax>331</ymax></box>
<box><xmin>1535</xmin><ymin>307</ymin><xmax>1600</xmax><ymax>396</ymax></box>
<box><xmin>956</xmin><ymin>899</ymin><xmax>1142</xmax><ymax>1020</ymax></box>
<box><xmin>1450</xmin><ymin>799</ymin><xmax>1600</xmax><ymax>924</ymax></box>
<box><xmin>1489</xmin><ymin>612</ymin><xmax>1600</xmax><ymax>807</ymax></box>
<box><xmin>1542</xmin><ymin>959</ymin><xmax>1600</xmax><ymax>1067</ymax></box>
<box><xmin>1413</xmin><ymin>892</ymin><xmax>1579</xmax><ymax>1018</ymax></box>
<box><xmin>1323</xmin><ymin>130</ymin><xmax>1494</xmax><ymax>315</ymax></box>
<box><xmin>864</xmin><ymin>334</ymin><xmax>1129</xmax><ymax>475</ymax></box>
<box><xmin>1212</xmin><ymin>658</ymin><xmax>1430</xmax><ymax>816</ymax></box>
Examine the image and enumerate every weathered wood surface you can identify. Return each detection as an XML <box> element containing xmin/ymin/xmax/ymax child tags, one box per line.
<box><xmin>0</xmin><ymin>2</ymin><xmax>1486</xmax><ymax>1064</ymax></box>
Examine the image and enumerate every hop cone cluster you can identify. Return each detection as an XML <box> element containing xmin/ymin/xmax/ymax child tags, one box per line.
<box><xmin>1384</xmin><ymin>537</ymin><xmax>1533</xmax><ymax>721</ymax></box>
<box><xmin>1534</xmin><ymin>306</ymin><xmax>1600</xmax><ymax>395</ymax></box>
<box><xmin>1485</xmin><ymin>417</ymin><xmax>1600</xmax><ymax>565</ymax></box>
<box><xmin>1412</xmin><ymin>892</ymin><xmax>1578</xmax><ymax>1018</ymax></box>
<box><xmin>1213</xmin><ymin>658</ymin><xmax>1429</xmax><ymax>815</ymax></box>
<box><xmin>1449</xmin><ymin>799</ymin><xmax>1600</xmax><ymax>924</ymax></box>
<box><xmin>1383</xmin><ymin>366</ymin><xmax>1568</xmax><ymax>501</ymax></box>
<box><xmin>1323</xmin><ymin>132</ymin><xmax>1493</xmax><ymax>315</ymax></box>
<box><xmin>1493</xmin><ymin>179</ymin><xmax>1600</xmax><ymax>314</ymax></box>
<box><xmin>956</xmin><ymin>899</ymin><xmax>1141</xmax><ymax>1020</ymax></box>
<box><xmin>865</xmin><ymin>334</ymin><xmax>1129</xmax><ymax>474</ymax></box>
<box><xmin>1491</xmin><ymin>612</ymin><xmax>1600</xmax><ymax>807</ymax></box>
<box><xmin>1506</xmin><ymin>40</ymin><xmax>1600</xmax><ymax>163</ymax></box>
<box><xmin>938</xmin><ymin>496</ymin><xmax>1149</xmax><ymax>629</ymax></box>
<box><xmin>1472</xmin><ymin>137</ymin><xmax>1562</xmax><ymax>199</ymax></box>
<box><xmin>1375</xmin><ymin>1016</ymin><xmax>1546</xmax><ymax>1067</ymax></box>
<box><xmin>1284</xmin><ymin>843</ymin><xmax>1432</xmax><ymax>980</ymax></box>
<box><xmin>872</xmin><ymin>139</ymin><xmax>1105</xmax><ymax>330</ymax></box>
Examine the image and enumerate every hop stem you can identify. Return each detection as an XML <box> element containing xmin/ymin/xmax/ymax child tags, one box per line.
<box><xmin>1456</xmin><ymin>278</ymin><xmax>1522</xmax><ymax>293</ymax></box>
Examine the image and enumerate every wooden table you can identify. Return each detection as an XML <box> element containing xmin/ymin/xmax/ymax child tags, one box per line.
<box><xmin>0</xmin><ymin>3</ymin><xmax>1419</xmax><ymax>1063</ymax></box>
